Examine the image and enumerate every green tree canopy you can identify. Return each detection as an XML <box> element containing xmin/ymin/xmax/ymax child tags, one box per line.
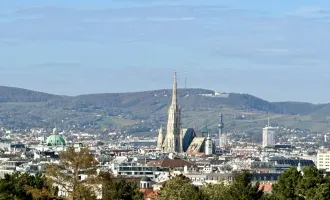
<box><xmin>0</xmin><ymin>172</ymin><xmax>57</xmax><ymax>200</ymax></box>
<box><xmin>202</xmin><ymin>182</ymin><xmax>230</xmax><ymax>200</ymax></box>
<box><xmin>272</xmin><ymin>167</ymin><xmax>302</xmax><ymax>200</ymax></box>
<box><xmin>100</xmin><ymin>173</ymin><xmax>143</xmax><ymax>200</ymax></box>
<box><xmin>158</xmin><ymin>174</ymin><xmax>202</xmax><ymax>200</ymax></box>
<box><xmin>228</xmin><ymin>171</ymin><xmax>264</xmax><ymax>200</ymax></box>
<box><xmin>272</xmin><ymin>165</ymin><xmax>330</xmax><ymax>200</ymax></box>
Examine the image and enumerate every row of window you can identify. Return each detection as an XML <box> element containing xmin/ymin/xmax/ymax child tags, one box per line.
<box><xmin>189</xmin><ymin>177</ymin><xmax>233</xmax><ymax>181</ymax></box>
<box><xmin>318</xmin><ymin>155</ymin><xmax>330</xmax><ymax>157</ymax></box>
<box><xmin>118</xmin><ymin>172</ymin><xmax>154</xmax><ymax>175</ymax></box>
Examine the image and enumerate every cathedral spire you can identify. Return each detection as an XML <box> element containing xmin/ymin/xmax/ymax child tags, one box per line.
<box><xmin>162</xmin><ymin>72</ymin><xmax>182</xmax><ymax>153</ymax></box>
<box><xmin>171</xmin><ymin>71</ymin><xmax>177</xmax><ymax>106</ymax></box>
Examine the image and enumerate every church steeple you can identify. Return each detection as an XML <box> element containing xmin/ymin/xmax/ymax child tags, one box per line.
<box><xmin>162</xmin><ymin>71</ymin><xmax>182</xmax><ymax>153</ymax></box>
<box><xmin>171</xmin><ymin>71</ymin><xmax>177</xmax><ymax>106</ymax></box>
<box><xmin>156</xmin><ymin>125</ymin><xmax>164</xmax><ymax>150</ymax></box>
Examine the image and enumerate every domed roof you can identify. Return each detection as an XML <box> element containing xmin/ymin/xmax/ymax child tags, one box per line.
<box><xmin>140</xmin><ymin>176</ymin><xmax>151</xmax><ymax>182</ymax></box>
<box><xmin>202</xmin><ymin>126</ymin><xmax>209</xmax><ymax>133</ymax></box>
<box><xmin>46</xmin><ymin>134</ymin><xmax>65</xmax><ymax>146</ymax></box>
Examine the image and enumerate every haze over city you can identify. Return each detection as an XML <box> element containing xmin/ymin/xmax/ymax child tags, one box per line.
<box><xmin>1</xmin><ymin>0</ymin><xmax>330</xmax><ymax>102</ymax></box>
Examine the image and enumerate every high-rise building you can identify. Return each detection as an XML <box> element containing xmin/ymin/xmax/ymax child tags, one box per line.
<box><xmin>219</xmin><ymin>135</ymin><xmax>227</xmax><ymax>148</ymax></box>
<box><xmin>218</xmin><ymin>113</ymin><xmax>227</xmax><ymax>148</ymax></box>
<box><xmin>262</xmin><ymin>120</ymin><xmax>276</xmax><ymax>147</ymax></box>
<box><xmin>162</xmin><ymin>72</ymin><xmax>182</xmax><ymax>153</ymax></box>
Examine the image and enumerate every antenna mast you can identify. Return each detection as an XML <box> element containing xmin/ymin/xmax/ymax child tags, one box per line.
<box><xmin>268</xmin><ymin>117</ymin><xmax>270</xmax><ymax>127</ymax></box>
<box><xmin>184</xmin><ymin>66</ymin><xmax>187</xmax><ymax>89</ymax></box>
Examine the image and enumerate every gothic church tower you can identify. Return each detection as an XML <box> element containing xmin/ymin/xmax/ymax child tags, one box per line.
<box><xmin>162</xmin><ymin>72</ymin><xmax>182</xmax><ymax>153</ymax></box>
<box><xmin>156</xmin><ymin>126</ymin><xmax>164</xmax><ymax>150</ymax></box>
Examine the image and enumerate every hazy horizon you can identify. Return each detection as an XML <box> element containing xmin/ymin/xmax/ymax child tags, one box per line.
<box><xmin>1</xmin><ymin>0</ymin><xmax>330</xmax><ymax>103</ymax></box>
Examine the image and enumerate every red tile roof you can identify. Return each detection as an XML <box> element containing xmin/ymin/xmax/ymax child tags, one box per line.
<box><xmin>259</xmin><ymin>184</ymin><xmax>272</xmax><ymax>192</ymax></box>
<box><xmin>139</xmin><ymin>189</ymin><xmax>160</xmax><ymax>199</ymax></box>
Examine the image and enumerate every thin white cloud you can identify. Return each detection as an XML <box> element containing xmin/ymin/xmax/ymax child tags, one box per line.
<box><xmin>286</xmin><ymin>7</ymin><xmax>330</xmax><ymax>19</ymax></box>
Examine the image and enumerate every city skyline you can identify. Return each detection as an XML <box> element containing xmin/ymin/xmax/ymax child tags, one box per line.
<box><xmin>1</xmin><ymin>0</ymin><xmax>330</xmax><ymax>103</ymax></box>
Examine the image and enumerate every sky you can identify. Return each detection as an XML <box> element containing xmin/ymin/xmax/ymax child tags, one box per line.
<box><xmin>1</xmin><ymin>0</ymin><xmax>330</xmax><ymax>103</ymax></box>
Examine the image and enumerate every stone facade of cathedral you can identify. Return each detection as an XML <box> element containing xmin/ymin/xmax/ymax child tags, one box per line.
<box><xmin>161</xmin><ymin>72</ymin><xmax>182</xmax><ymax>153</ymax></box>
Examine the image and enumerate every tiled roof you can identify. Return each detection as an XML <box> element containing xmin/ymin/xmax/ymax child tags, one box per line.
<box><xmin>148</xmin><ymin>157</ymin><xmax>194</xmax><ymax>168</ymax></box>
<box><xmin>186</xmin><ymin>137</ymin><xmax>205</xmax><ymax>153</ymax></box>
<box><xmin>259</xmin><ymin>184</ymin><xmax>272</xmax><ymax>192</ymax></box>
<box><xmin>139</xmin><ymin>189</ymin><xmax>160</xmax><ymax>199</ymax></box>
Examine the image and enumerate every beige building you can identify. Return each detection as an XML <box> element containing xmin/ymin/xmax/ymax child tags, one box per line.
<box><xmin>317</xmin><ymin>150</ymin><xmax>330</xmax><ymax>171</ymax></box>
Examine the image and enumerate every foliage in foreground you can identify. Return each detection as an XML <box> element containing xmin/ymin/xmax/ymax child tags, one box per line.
<box><xmin>272</xmin><ymin>165</ymin><xmax>330</xmax><ymax>200</ymax></box>
<box><xmin>46</xmin><ymin>147</ymin><xmax>100</xmax><ymax>200</ymax></box>
<box><xmin>0</xmin><ymin>172</ymin><xmax>58</xmax><ymax>200</ymax></box>
<box><xmin>158</xmin><ymin>166</ymin><xmax>330</xmax><ymax>200</ymax></box>
<box><xmin>158</xmin><ymin>172</ymin><xmax>263</xmax><ymax>200</ymax></box>
<box><xmin>100</xmin><ymin>172</ymin><xmax>144</xmax><ymax>200</ymax></box>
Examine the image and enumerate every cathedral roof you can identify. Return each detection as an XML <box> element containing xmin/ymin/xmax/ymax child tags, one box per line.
<box><xmin>148</xmin><ymin>157</ymin><xmax>194</xmax><ymax>168</ymax></box>
<box><xmin>186</xmin><ymin>137</ymin><xmax>205</xmax><ymax>153</ymax></box>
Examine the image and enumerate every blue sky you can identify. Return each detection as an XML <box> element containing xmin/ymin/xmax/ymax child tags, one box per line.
<box><xmin>1</xmin><ymin>0</ymin><xmax>330</xmax><ymax>103</ymax></box>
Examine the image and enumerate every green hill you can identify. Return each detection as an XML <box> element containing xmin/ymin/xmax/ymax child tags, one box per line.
<box><xmin>0</xmin><ymin>86</ymin><xmax>329</xmax><ymax>135</ymax></box>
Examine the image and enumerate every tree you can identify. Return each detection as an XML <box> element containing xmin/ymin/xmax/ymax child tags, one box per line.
<box><xmin>0</xmin><ymin>172</ymin><xmax>57</xmax><ymax>200</ymax></box>
<box><xmin>228</xmin><ymin>171</ymin><xmax>264</xmax><ymax>200</ymax></box>
<box><xmin>46</xmin><ymin>147</ymin><xmax>100</xmax><ymax>200</ymax></box>
<box><xmin>272</xmin><ymin>165</ymin><xmax>330</xmax><ymax>200</ymax></box>
<box><xmin>202</xmin><ymin>182</ymin><xmax>230</xmax><ymax>200</ymax></box>
<box><xmin>272</xmin><ymin>167</ymin><xmax>302</xmax><ymax>200</ymax></box>
<box><xmin>158</xmin><ymin>175</ymin><xmax>202</xmax><ymax>200</ymax></box>
<box><xmin>297</xmin><ymin>165</ymin><xmax>329</xmax><ymax>199</ymax></box>
<box><xmin>100</xmin><ymin>173</ymin><xmax>143</xmax><ymax>200</ymax></box>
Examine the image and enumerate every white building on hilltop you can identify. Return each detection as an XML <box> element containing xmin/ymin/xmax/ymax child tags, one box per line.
<box><xmin>262</xmin><ymin>120</ymin><xmax>276</xmax><ymax>148</ymax></box>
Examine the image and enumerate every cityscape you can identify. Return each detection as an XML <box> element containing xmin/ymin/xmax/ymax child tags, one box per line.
<box><xmin>1</xmin><ymin>0</ymin><xmax>330</xmax><ymax>200</ymax></box>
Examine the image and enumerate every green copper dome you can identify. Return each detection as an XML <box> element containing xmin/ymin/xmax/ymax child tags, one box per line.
<box><xmin>202</xmin><ymin>126</ymin><xmax>209</xmax><ymax>134</ymax></box>
<box><xmin>46</xmin><ymin>134</ymin><xmax>66</xmax><ymax>146</ymax></box>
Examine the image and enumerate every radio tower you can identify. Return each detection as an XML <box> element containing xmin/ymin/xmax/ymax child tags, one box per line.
<box><xmin>184</xmin><ymin>66</ymin><xmax>187</xmax><ymax>89</ymax></box>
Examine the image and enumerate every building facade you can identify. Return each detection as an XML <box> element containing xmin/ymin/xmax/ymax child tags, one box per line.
<box><xmin>262</xmin><ymin>126</ymin><xmax>276</xmax><ymax>148</ymax></box>
<box><xmin>317</xmin><ymin>150</ymin><xmax>330</xmax><ymax>171</ymax></box>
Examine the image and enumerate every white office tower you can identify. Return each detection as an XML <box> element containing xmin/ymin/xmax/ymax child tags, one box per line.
<box><xmin>205</xmin><ymin>133</ymin><xmax>213</xmax><ymax>156</ymax></box>
<box><xmin>262</xmin><ymin>126</ymin><xmax>276</xmax><ymax>148</ymax></box>
<box><xmin>219</xmin><ymin>135</ymin><xmax>227</xmax><ymax>148</ymax></box>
